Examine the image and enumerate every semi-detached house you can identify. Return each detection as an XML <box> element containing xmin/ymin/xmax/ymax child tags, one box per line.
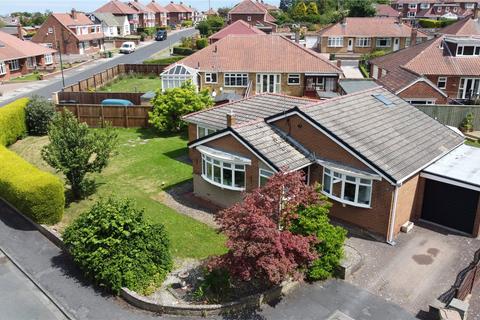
<box><xmin>391</xmin><ymin>0</ymin><xmax>480</xmax><ymax>21</ymax></box>
<box><xmin>95</xmin><ymin>0</ymin><xmax>140</xmax><ymax>34</ymax></box>
<box><xmin>183</xmin><ymin>88</ymin><xmax>480</xmax><ymax>241</ymax></box>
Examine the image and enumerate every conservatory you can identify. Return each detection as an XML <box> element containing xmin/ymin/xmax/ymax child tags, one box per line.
<box><xmin>160</xmin><ymin>64</ymin><xmax>199</xmax><ymax>91</ymax></box>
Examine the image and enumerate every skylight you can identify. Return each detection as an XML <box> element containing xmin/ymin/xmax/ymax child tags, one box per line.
<box><xmin>372</xmin><ymin>93</ymin><xmax>394</xmax><ymax>106</ymax></box>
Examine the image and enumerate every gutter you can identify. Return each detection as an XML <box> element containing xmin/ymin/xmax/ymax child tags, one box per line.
<box><xmin>387</xmin><ymin>185</ymin><xmax>400</xmax><ymax>245</ymax></box>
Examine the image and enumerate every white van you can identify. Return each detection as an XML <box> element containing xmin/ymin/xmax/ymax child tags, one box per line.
<box><xmin>119</xmin><ymin>42</ymin><xmax>136</xmax><ymax>54</ymax></box>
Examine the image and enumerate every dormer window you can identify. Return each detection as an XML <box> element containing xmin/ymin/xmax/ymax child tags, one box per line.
<box><xmin>408</xmin><ymin>3</ymin><xmax>417</xmax><ymax>9</ymax></box>
<box><xmin>420</xmin><ymin>3</ymin><xmax>430</xmax><ymax>9</ymax></box>
<box><xmin>457</xmin><ymin>45</ymin><xmax>480</xmax><ymax>56</ymax></box>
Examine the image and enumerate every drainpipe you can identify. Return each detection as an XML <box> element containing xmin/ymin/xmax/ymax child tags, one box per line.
<box><xmin>387</xmin><ymin>185</ymin><xmax>400</xmax><ymax>245</ymax></box>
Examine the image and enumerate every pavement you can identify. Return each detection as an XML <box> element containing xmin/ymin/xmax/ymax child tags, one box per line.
<box><xmin>339</xmin><ymin>60</ymin><xmax>364</xmax><ymax>79</ymax></box>
<box><xmin>0</xmin><ymin>199</ymin><xmax>418</xmax><ymax>320</ymax></box>
<box><xmin>0</xmin><ymin>28</ymin><xmax>197</xmax><ymax>107</ymax></box>
<box><xmin>346</xmin><ymin>223</ymin><xmax>480</xmax><ymax>318</ymax></box>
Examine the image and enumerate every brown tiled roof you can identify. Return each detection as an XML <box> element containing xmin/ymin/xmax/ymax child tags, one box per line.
<box><xmin>53</xmin><ymin>12</ymin><xmax>94</xmax><ymax>26</ymax></box>
<box><xmin>318</xmin><ymin>17</ymin><xmax>428</xmax><ymax>38</ymax></box>
<box><xmin>128</xmin><ymin>1</ymin><xmax>155</xmax><ymax>13</ymax></box>
<box><xmin>209</xmin><ymin>20</ymin><xmax>264</xmax><ymax>42</ymax></box>
<box><xmin>95</xmin><ymin>0</ymin><xmax>138</xmax><ymax>15</ymax></box>
<box><xmin>178</xmin><ymin>3</ymin><xmax>194</xmax><ymax>13</ymax></box>
<box><xmin>440</xmin><ymin>17</ymin><xmax>480</xmax><ymax>36</ymax></box>
<box><xmin>165</xmin><ymin>2</ymin><xmax>189</xmax><ymax>13</ymax></box>
<box><xmin>147</xmin><ymin>1</ymin><xmax>169</xmax><ymax>13</ymax></box>
<box><xmin>256</xmin><ymin>1</ymin><xmax>278</xmax><ymax>11</ymax></box>
<box><xmin>375</xmin><ymin>67</ymin><xmax>420</xmax><ymax>92</ymax></box>
<box><xmin>177</xmin><ymin>34</ymin><xmax>342</xmax><ymax>74</ymax></box>
<box><xmin>375</xmin><ymin>4</ymin><xmax>400</xmax><ymax>17</ymax></box>
<box><xmin>0</xmin><ymin>31</ymin><xmax>56</xmax><ymax>61</ymax></box>
<box><xmin>229</xmin><ymin>0</ymin><xmax>267</xmax><ymax>15</ymax></box>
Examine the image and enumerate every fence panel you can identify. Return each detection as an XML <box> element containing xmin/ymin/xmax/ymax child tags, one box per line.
<box><xmin>415</xmin><ymin>105</ymin><xmax>480</xmax><ymax>131</ymax></box>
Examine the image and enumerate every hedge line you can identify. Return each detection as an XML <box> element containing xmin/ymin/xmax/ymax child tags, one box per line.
<box><xmin>0</xmin><ymin>98</ymin><xmax>28</xmax><ymax>146</ymax></box>
<box><xmin>0</xmin><ymin>146</ymin><xmax>65</xmax><ymax>224</ymax></box>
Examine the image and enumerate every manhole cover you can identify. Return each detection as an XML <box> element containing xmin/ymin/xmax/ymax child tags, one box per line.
<box><xmin>327</xmin><ymin>310</ymin><xmax>355</xmax><ymax>320</ymax></box>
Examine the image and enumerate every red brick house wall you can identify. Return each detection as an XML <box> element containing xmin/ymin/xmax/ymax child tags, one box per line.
<box><xmin>425</xmin><ymin>75</ymin><xmax>462</xmax><ymax>101</ymax></box>
<box><xmin>229</xmin><ymin>13</ymin><xmax>266</xmax><ymax>26</ymax></box>
<box><xmin>398</xmin><ymin>80</ymin><xmax>448</xmax><ymax>104</ymax></box>
<box><xmin>32</xmin><ymin>17</ymin><xmax>76</xmax><ymax>54</ymax></box>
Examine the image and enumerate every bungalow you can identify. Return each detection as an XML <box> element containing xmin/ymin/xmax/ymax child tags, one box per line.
<box><xmin>208</xmin><ymin>20</ymin><xmax>264</xmax><ymax>44</ymax></box>
<box><xmin>147</xmin><ymin>1</ymin><xmax>169</xmax><ymax>27</ymax></box>
<box><xmin>90</xmin><ymin>12</ymin><xmax>131</xmax><ymax>37</ymax></box>
<box><xmin>95</xmin><ymin>0</ymin><xmax>140</xmax><ymax>33</ymax></box>
<box><xmin>228</xmin><ymin>0</ymin><xmax>277</xmax><ymax>33</ymax></box>
<box><xmin>317</xmin><ymin>17</ymin><xmax>428</xmax><ymax>55</ymax></box>
<box><xmin>128</xmin><ymin>0</ymin><xmax>156</xmax><ymax>28</ymax></box>
<box><xmin>391</xmin><ymin>0</ymin><xmax>480</xmax><ymax>21</ymax></box>
<box><xmin>183</xmin><ymin>87</ymin><xmax>480</xmax><ymax>241</ymax></box>
<box><xmin>32</xmin><ymin>10</ymin><xmax>104</xmax><ymax>55</ymax></box>
<box><xmin>161</xmin><ymin>34</ymin><xmax>343</xmax><ymax>99</ymax></box>
<box><xmin>370</xmin><ymin>17</ymin><xmax>480</xmax><ymax>104</ymax></box>
<box><xmin>0</xmin><ymin>30</ymin><xmax>56</xmax><ymax>81</ymax></box>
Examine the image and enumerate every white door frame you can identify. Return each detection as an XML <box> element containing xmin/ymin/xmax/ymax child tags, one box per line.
<box><xmin>393</xmin><ymin>38</ymin><xmax>400</xmax><ymax>51</ymax></box>
<box><xmin>347</xmin><ymin>38</ymin><xmax>353</xmax><ymax>51</ymax></box>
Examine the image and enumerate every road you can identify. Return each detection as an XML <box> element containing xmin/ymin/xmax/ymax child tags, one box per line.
<box><xmin>0</xmin><ymin>28</ymin><xmax>197</xmax><ymax>107</ymax></box>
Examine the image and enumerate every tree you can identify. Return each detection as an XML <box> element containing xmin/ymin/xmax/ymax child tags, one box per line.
<box><xmin>41</xmin><ymin>110</ymin><xmax>118</xmax><ymax>199</ymax></box>
<box><xmin>217</xmin><ymin>7</ymin><xmax>231</xmax><ymax>20</ymax></box>
<box><xmin>307</xmin><ymin>1</ymin><xmax>319</xmax><ymax>15</ymax></box>
<box><xmin>280</xmin><ymin>0</ymin><xmax>295</xmax><ymax>11</ymax></box>
<box><xmin>63</xmin><ymin>197</ymin><xmax>172</xmax><ymax>294</ymax></box>
<box><xmin>25</xmin><ymin>95</ymin><xmax>56</xmax><ymax>135</ymax></box>
<box><xmin>345</xmin><ymin>0</ymin><xmax>376</xmax><ymax>17</ymax></box>
<box><xmin>207</xmin><ymin>15</ymin><xmax>224</xmax><ymax>32</ymax></box>
<box><xmin>211</xmin><ymin>171</ymin><xmax>321</xmax><ymax>285</ymax></box>
<box><xmin>196</xmin><ymin>20</ymin><xmax>211</xmax><ymax>36</ymax></box>
<box><xmin>291</xmin><ymin>1</ymin><xmax>308</xmax><ymax>20</ymax></box>
<box><xmin>149</xmin><ymin>81</ymin><xmax>213</xmax><ymax>133</ymax></box>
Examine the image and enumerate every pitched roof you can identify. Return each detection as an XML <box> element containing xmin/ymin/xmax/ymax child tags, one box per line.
<box><xmin>128</xmin><ymin>0</ymin><xmax>155</xmax><ymax>13</ymax></box>
<box><xmin>374</xmin><ymin>67</ymin><xmax>420</xmax><ymax>93</ymax></box>
<box><xmin>208</xmin><ymin>20</ymin><xmax>264</xmax><ymax>42</ymax></box>
<box><xmin>177</xmin><ymin>35</ymin><xmax>342</xmax><ymax>74</ymax></box>
<box><xmin>440</xmin><ymin>17</ymin><xmax>480</xmax><ymax>36</ymax></box>
<box><xmin>0</xmin><ymin>30</ymin><xmax>56</xmax><ymax>61</ymax></box>
<box><xmin>147</xmin><ymin>1</ymin><xmax>169</xmax><ymax>13</ymax></box>
<box><xmin>229</xmin><ymin>0</ymin><xmax>268</xmax><ymax>15</ymax></box>
<box><xmin>93</xmin><ymin>12</ymin><xmax>123</xmax><ymax>26</ymax></box>
<box><xmin>95</xmin><ymin>0</ymin><xmax>138</xmax><ymax>15</ymax></box>
<box><xmin>183</xmin><ymin>93</ymin><xmax>317</xmax><ymax>129</ymax></box>
<box><xmin>375</xmin><ymin>4</ymin><xmax>401</xmax><ymax>17</ymax></box>
<box><xmin>318</xmin><ymin>17</ymin><xmax>428</xmax><ymax>38</ymax></box>
<box><xmin>164</xmin><ymin>2</ymin><xmax>189</xmax><ymax>13</ymax></box>
<box><xmin>52</xmin><ymin>12</ymin><xmax>94</xmax><ymax>26</ymax></box>
<box><xmin>178</xmin><ymin>3</ymin><xmax>194</xmax><ymax>13</ymax></box>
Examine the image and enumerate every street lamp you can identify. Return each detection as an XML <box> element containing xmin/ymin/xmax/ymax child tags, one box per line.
<box><xmin>51</xmin><ymin>28</ymin><xmax>66</xmax><ymax>88</ymax></box>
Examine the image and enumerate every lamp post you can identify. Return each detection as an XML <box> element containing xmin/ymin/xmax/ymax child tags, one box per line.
<box><xmin>52</xmin><ymin>28</ymin><xmax>66</xmax><ymax>88</ymax></box>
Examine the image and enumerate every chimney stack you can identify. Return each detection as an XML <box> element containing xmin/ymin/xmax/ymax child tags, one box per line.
<box><xmin>411</xmin><ymin>28</ymin><xmax>418</xmax><ymax>47</ymax></box>
<box><xmin>474</xmin><ymin>3</ymin><xmax>479</xmax><ymax>19</ymax></box>
<box><xmin>226</xmin><ymin>111</ymin><xmax>236</xmax><ymax>127</ymax></box>
<box><xmin>71</xmin><ymin>8</ymin><xmax>77</xmax><ymax>20</ymax></box>
<box><xmin>17</xmin><ymin>24</ymin><xmax>23</xmax><ymax>40</ymax></box>
<box><xmin>294</xmin><ymin>30</ymin><xmax>300</xmax><ymax>43</ymax></box>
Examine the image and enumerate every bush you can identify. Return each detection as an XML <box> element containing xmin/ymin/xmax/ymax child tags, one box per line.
<box><xmin>139</xmin><ymin>32</ymin><xmax>147</xmax><ymax>41</ymax></box>
<box><xmin>194</xmin><ymin>268</ymin><xmax>232</xmax><ymax>303</ymax></box>
<box><xmin>0</xmin><ymin>146</ymin><xmax>64</xmax><ymax>224</ymax></box>
<box><xmin>173</xmin><ymin>46</ymin><xmax>195</xmax><ymax>56</ymax></box>
<box><xmin>143</xmin><ymin>56</ymin><xmax>186</xmax><ymax>65</ymax></box>
<box><xmin>63</xmin><ymin>197</ymin><xmax>172</xmax><ymax>294</ymax></box>
<box><xmin>25</xmin><ymin>96</ymin><xmax>56</xmax><ymax>136</ymax></box>
<box><xmin>0</xmin><ymin>98</ymin><xmax>28</xmax><ymax>146</ymax></box>
<box><xmin>196</xmin><ymin>38</ymin><xmax>208</xmax><ymax>50</ymax></box>
<box><xmin>418</xmin><ymin>18</ymin><xmax>442</xmax><ymax>28</ymax></box>
<box><xmin>181</xmin><ymin>20</ymin><xmax>193</xmax><ymax>27</ymax></box>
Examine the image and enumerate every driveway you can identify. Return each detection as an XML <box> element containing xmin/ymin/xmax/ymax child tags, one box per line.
<box><xmin>346</xmin><ymin>223</ymin><xmax>480</xmax><ymax>317</ymax></box>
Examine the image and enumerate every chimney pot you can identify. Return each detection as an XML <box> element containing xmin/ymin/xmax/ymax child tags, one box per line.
<box><xmin>411</xmin><ymin>28</ymin><xmax>418</xmax><ymax>47</ymax></box>
<box><xmin>17</xmin><ymin>24</ymin><xmax>23</xmax><ymax>40</ymax></box>
<box><xmin>226</xmin><ymin>111</ymin><xmax>236</xmax><ymax>127</ymax></box>
<box><xmin>71</xmin><ymin>8</ymin><xmax>77</xmax><ymax>20</ymax></box>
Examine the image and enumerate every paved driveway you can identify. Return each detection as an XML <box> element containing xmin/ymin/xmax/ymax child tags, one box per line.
<box><xmin>346</xmin><ymin>223</ymin><xmax>480</xmax><ymax>317</ymax></box>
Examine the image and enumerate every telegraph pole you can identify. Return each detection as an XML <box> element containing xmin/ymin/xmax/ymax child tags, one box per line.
<box><xmin>53</xmin><ymin>28</ymin><xmax>66</xmax><ymax>88</ymax></box>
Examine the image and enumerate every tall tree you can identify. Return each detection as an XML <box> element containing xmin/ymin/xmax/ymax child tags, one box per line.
<box><xmin>345</xmin><ymin>0</ymin><xmax>376</xmax><ymax>17</ymax></box>
<box><xmin>280</xmin><ymin>0</ymin><xmax>295</xmax><ymax>11</ymax></box>
<box><xmin>307</xmin><ymin>1</ymin><xmax>319</xmax><ymax>15</ymax></box>
<box><xmin>291</xmin><ymin>1</ymin><xmax>308</xmax><ymax>20</ymax></box>
<box><xmin>217</xmin><ymin>7</ymin><xmax>231</xmax><ymax>19</ymax></box>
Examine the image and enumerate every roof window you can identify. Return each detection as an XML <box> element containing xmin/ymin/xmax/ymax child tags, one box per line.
<box><xmin>372</xmin><ymin>94</ymin><xmax>394</xmax><ymax>106</ymax></box>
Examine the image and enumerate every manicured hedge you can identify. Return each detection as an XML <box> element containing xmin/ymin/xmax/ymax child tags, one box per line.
<box><xmin>0</xmin><ymin>146</ymin><xmax>65</xmax><ymax>224</ymax></box>
<box><xmin>0</xmin><ymin>98</ymin><xmax>28</xmax><ymax>146</ymax></box>
<box><xmin>143</xmin><ymin>56</ymin><xmax>185</xmax><ymax>65</ymax></box>
<box><xmin>173</xmin><ymin>46</ymin><xmax>195</xmax><ymax>56</ymax></box>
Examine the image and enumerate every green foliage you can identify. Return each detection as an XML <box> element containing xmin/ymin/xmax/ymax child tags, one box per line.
<box><xmin>461</xmin><ymin>112</ymin><xmax>474</xmax><ymax>132</ymax></box>
<box><xmin>418</xmin><ymin>18</ymin><xmax>456</xmax><ymax>28</ymax></box>
<box><xmin>196</xmin><ymin>16</ymin><xmax>224</xmax><ymax>36</ymax></box>
<box><xmin>0</xmin><ymin>145</ymin><xmax>64</xmax><ymax>224</ymax></box>
<box><xmin>196</xmin><ymin>20</ymin><xmax>211</xmax><ymax>36</ymax></box>
<box><xmin>0</xmin><ymin>98</ymin><xmax>28</xmax><ymax>146</ymax></box>
<box><xmin>217</xmin><ymin>7</ymin><xmax>230</xmax><ymax>19</ymax></box>
<box><xmin>173</xmin><ymin>46</ymin><xmax>195</xmax><ymax>55</ymax></box>
<box><xmin>307</xmin><ymin>1</ymin><xmax>319</xmax><ymax>15</ymax></box>
<box><xmin>194</xmin><ymin>268</ymin><xmax>232</xmax><ymax>303</ymax></box>
<box><xmin>345</xmin><ymin>0</ymin><xmax>376</xmax><ymax>17</ymax></box>
<box><xmin>25</xmin><ymin>96</ymin><xmax>56</xmax><ymax>136</ymax></box>
<box><xmin>150</xmin><ymin>81</ymin><xmax>214</xmax><ymax>133</ymax></box>
<box><xmin>361</xmin><ymin>49</ymin><xmax>389</xmax><ymax>62</ymax></box>
<box><xmin>196</xmin><ymin>38</ymin><xmax>208</xmax><ymax>50</ymax></box>
<box><xmin>181</xmin><ymin>20</ymin><xmax>193</xmax><ymax>27</ymax></box>
<box><xmin>291</xmin><ymin>1</ymin><xmax>308</xmax><ymax>20</ymax></box>
<box><xmin>139</xmin><ymin>32</ymin><xmax>147</xmax><ymax>41</ymax></box>
<box><xmin>290</xmin><ymin>196</ymin><xmax>347</xmax><ymax>281</ymax></box>
<box><xmin>63</xmin><ymin>197</ymin><xmax>172</xmax><ymax>294</ymax></box>
<box><xmin>359</xmin><ymin>63</ymin><xmax>370</xmax><ymax>78</ymax></box>
<box><xmin>143</xmin><ymin>56</ymin><xmax>186</xmax><ymax>65</ymax></box>
<box><xmin>41</xmin><ymin>110</ymin><xmax>118</xmax><ymax>199</ymax></box>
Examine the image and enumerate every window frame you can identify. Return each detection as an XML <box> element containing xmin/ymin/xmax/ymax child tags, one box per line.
<box><xmin>259</xmin><ymin>168</ymin><xmax>275</xmax><ymax>187</ymax></box>
<box><xmin>8</xmin><ymin>59</ymin><xmax>20</xmax><ymax>71</ymax></box>
<box><xmin>465</xmin><ymin>3</ymin><xmax>475</xmax><ymax>9</ymax></box>
<box><xmin>327</xmin><ymin>36</ymin><xmax>343</xmax><ymax>48</ymax></box>
<box><xmin>355</xmin><ymin>37</ymin><xmax>371</xmax><ymax>48</ymax></box>
<box><xmin>321</xmin><ymin>167</ymin><xmax>373</xmax><ymax>208</ymax></box>
<box><xmin>205</xmin><ymin>72</ymin><xmax>218</xmax><ymax>84</ymax></box>
<box><xmin>287</xmin><ymin>74</ymin><xmax>301</xmax><ymax>86</ymax></box>
<box><xmin>408</xmin><ymin>3</ymin><xmax>417</xmax><ymax>9</ymax></box>
<box><xmin>407</xmin><ymin>11</ymin><xmax>416</xmax><ymax>17</ymax></box>
<box><xmin>420</xmin><ymin>3</ymin><xmax>430</xmax><ymax>9</ymax></box>
<box><xmin>256</xmin><ymin>73</ymin><xmax>281</xmax><ymax>93</ymax></box>
<box><xmin>376</xmin><ymin>37</ymin><xmax>392</xmax><ymax>48</ymax></box>
<box><xmin>406</xmin><ymin>99</ymin><xmax>435</xmax><ymax>105</ymax></box>
<box><xmin>437</xmin><ymin>76</ymin><xmax>447</xmax><ymax>89</ymax></box>
<box><xmin>456</xmin><ymin>45</ymin><xmax>480</xmax><ymax>56</ymax></box>
<box><xmin>201</xmin><ymin>154</ymin><xmax>247</xmax><ymax>191</ymax></box>
<box><xmin>0</xmin><ymin>61</ymin><xmax>6</xmax><ymax>75</ymax></box>
<box><xmin>44</xmin><ymin>54</ymin><xmax>53</xmax><ymax>65</ymax></box>
<box><xmin>224</xmin><ymin>73</ymin><xmax>248</xmax><ymax>87</ymax></box>
<box><xmin>196</xmin><ymin>125</ymin><xmax>217</xmax><ymax>139</ymax></box>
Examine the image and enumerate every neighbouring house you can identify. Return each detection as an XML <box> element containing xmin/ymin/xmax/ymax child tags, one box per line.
<box><xmin>32</xmin><ymin>9</ymin><xmax>104</xmax><ymax>55</ymax></box>
<box><xmin>228</xmin><ymin>0</ymin><xmax>278</xmax><ymax>33</ymax></box>
<box><xmin>165</xmin><ymin>2</ymin><xmax>191</xmax><ymax>25</ymax></box>
<box><xmin>147</xmin><ymin>0</ymin><xmax>169</xmax><ymax>27</ymax></box>
<box><xmin>128</xmin><ymin>0</ymin><xmax>156</xmax><ymax>28</ymax></box>
<box><xmin>0</xmin><ymin>30</ymin><xmax>56</xmax><ymax>81</ymax></box>
<box><xmin>160</xmin><ymin>34</ymin><xmax>343</xmax><ymax>99</ymax></box>
<box><xmin>208</xmin><ymin>20</ymin><xmax>264</xmax><ymax>44</ymax></box>
<box><xmin>317</xmin><ymin>17</ymin><xmax>428</xmax><ymax>56</ymax></box>
<box><xmin>204</xmin><ymin>8</ymin><xmax>218</xmax><ymax>17</ymax></box>
<box><xmin>90</xmin><ymin>12</ymin><xmax>131</xmax><ymax>37</ymax></box>
<box><xmin>95</xmin><ymin>0</ymin><xmax>140</xmax><ymax>33</ymax></box>
<box><xmin>183</xmin><ymin>87</ymin><xmax>480</xmax><ymax>241</ymax></box>
<box><xmin>391</xmin><ymin>0</ymin><xmax>480</xmax><ymax>21</ymax></box>
<box><xmin>375</xmin><ymin>4</ymin><xmax>402</xmax><ymax>18</ymax></box>
<box><xmin>370</xmin><ymin>17</ymin><xmax>480</xmax><ymax>104</ymax></box>
<box><xmin>0</xmin><ymin>16</ymin><xmax>28</xmax><ymax>39</ymax></box>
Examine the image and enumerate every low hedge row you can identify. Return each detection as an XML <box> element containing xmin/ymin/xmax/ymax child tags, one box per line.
<box><xmin>0</xmin><ymin>98</ymin><xmax>28</xmax><ymax>146</ymax></box>
<box><xmin>0</xmin><ymin>145</ymin><xmax>65</xmax><ymax>224</ymax></box>
<box><xmin>173</xmin><ymin>46</ymin><xmax>195</xmax><ymax>56</ymax></box>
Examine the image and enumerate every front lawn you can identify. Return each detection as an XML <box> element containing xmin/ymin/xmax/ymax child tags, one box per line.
<box><xmin>9</xmin><ymin>72</ymin><xmax>42</xmax><ymax>82</ymax></box>
<box><xmin>9</xmin><ymin>128</ymin><xmax>226</xmax><ymax>259</ymax></box>
<box><xmin>98</xmin><ymin>75</ymin><xmax>162</xmax><ymax>93</ymax></box>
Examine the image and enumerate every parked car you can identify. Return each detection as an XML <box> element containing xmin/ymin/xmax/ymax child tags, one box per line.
<box><xmin>155</xmin><ymin>30</ymin><xmax>167</xmax><ymax>41</ymax></box>
<box><xmin>101</xmin><ymin>99</ymin><xmax>134</xmax><ymax>106</ymax></box>
<box><xmin>119</xmin><ymin>42</ymin><xmax>136</xmax><ymax>54</ymax></box>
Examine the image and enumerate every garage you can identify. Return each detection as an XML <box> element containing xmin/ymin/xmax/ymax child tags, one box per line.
<box><xmin>421</xmin><ymin>144</ymin><xmax>480</xmax><ymax>236</ymax></box>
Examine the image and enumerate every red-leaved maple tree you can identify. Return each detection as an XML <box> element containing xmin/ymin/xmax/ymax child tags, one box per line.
<box><xmin>211</xmin><ymin>170</ymin><xmax>321</xmax><ymax>285</ymax></box>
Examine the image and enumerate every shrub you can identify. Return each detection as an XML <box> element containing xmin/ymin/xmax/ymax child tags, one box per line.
<box><xmin>0</xmin><ymin>98</ymin><xmax>28</xmax><ymax>146</ymax></box>
<box><xmin>0</xmin><ymin>146</ymin><xmax>64</xmax><ymax>224</ymax></box>
<box><xmin>181</xmin><ymin>20</ymin><xmax>193</xmax><ymax>27</ymax></box>
<box><xmin>196</xmin><ymin>38</ymin><xmax>208</xmax><ymax>50</ymax></box>
<box><xmin>173</xmin><ymin>46</ymin><xmax>195</xmax><ymax>56</ymax></box>
<box><xmin>418</xmin><ymin>18</ymin><xmax>442</xmax><ymax>28</ymax></box>
<box><xmin>25</xmin><ymin>96</ymin><xmax>56</xmax><ymax>136</ymax></box>
<box><xmin>194</xmin><ymin>268</ymin><xmax>232</xmax><ymax>303</ymax></box>
<box><xmin>143</xmin><ymin>56</ymin><xmax>186</xmax><ymax>65</ymax></box>
<box><xmin>139</xmin><ymin>32</ymin><xmax>147</xmax><ymax>42</ymax></box>
<box><xmin>63</xmin><ymin>197</ymin><xmax>172</xmax><ymax>294</ymax></box>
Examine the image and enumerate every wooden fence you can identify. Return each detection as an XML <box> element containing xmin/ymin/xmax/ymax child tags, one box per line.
<box><xmin>415</xmin><ymin>104</ymin><xmax>480</xmax><ymax>131</ymax></box>
<box><xmin>56</xmin><ymin>104</ymin><xmax>152</xmax><ymax>128</ymax></box>
<box><xmin>58</xmin><ymin>92</ymin><xmax>144</xmax><ymax>105</ymax></box>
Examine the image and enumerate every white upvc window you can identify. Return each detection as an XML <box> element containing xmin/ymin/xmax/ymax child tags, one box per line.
<box><xmin>405</xmin><ymin>37</ymin><xmax>411</xmax><ymax>47</ymax></box>
<box><xmin>458</xmin><ymin>78</ymin><xmax>480</xmax><ymax>100</ymax></box>
<box><xmin>437</xmin><ymin>76</ymin><xmax>447</xmax><ymax>89</ymax></box>
<box><xmin>376</xmin><ymin>37</ymin><xmax>392</xmax><ymax>48</ymax></box>
<box><xmin>197</xmin><ymin>126</ymin><xmax>216</xmax><ymax>138</ymax></box>
<box><xmin>205</xmin><ymin>72</ymin><xmax>217</xmax><ymax>84</ymax></box>
<box><xmin>48</xmin><ymin>27</ymin><xmax>53</xmax><ymax>34</ymax></box>
<box><xmin>256</xmin><ymin>74</ymin><xmax>281</xmax><ymax>93</ymax></box>
<box><xmin>247</xmin><ymin>16</ymin><xmax>251</xmax><ymax>21</ymax></box>
<box><xmin>26</xmin><ymin>57</ymin><xmax>37</xmax><ymax>68</ymax></box>
<box><xmin>408</xmin><ymin>3</ymin><xmax>417</xmax><ymax>9</ymax></box>
<box><xmin>465</xmin><ymin>3</ymin><xmax>475</xmax><ymax>9</ymax></box>
<box><xmin>420</xmin><ymin>3</ymin><xmax>430</xmax><ymax>9</ymax></box>
<box><xmin>398</xmin><ymin>3</ymin><xmax>403</xmax><ymax>9</ymax></box>
<box><xmin>44</xmin><ymin>54</ymin><xmax>53</xmax><ymax>65</ymax></box>
<box><xmin>259</xmin><ymin>168</ymin><xmax>275</xmax><ymax>187</ymax></box>
<box><xmin>287</xmin><ymin>74</ymin><xmax>301</xmax><ymax>85</ymax></box>
<box><xmin>327</xmin><ymin>36</ymin><xmax>343</xmax><ymax>47</ymax></box>
<box><xmin>224</xmin><ymin>73</ymin><xmax>248</xmax><ymax>87</ymax></box>
<box><xmin>407</xmin><ymin>99</ymin><xmax>435</xmax><ymax>105</ymax></box>
<box><xmin>322</xmin><ymin>167</ymin><xmax>373</xmax><ymax>208</ymax></box>
<box><xmin>355</xmin><ymin>37</ymin><xmax>371</xmax><ymax>48</ymax></box>
<box><xmin>201</xmin><ymin>154</ymin><xmax>246</xmax><ymax>191</ymax></box>
<box><xmin>0</xmin><ymin>61</ymin><xmax>6</xmax><ymax>75</ymax></box>
<box><xmin>8</xmin><ymin>59</ymin><xmax>20</xmax><ymax>71</ymax></box>
<box><xmin>456</xmin><ymin>46</ymin><xmax>480</xmax><ymax>56</ymax></box>
<box><xmin>407</xmin><ymin>11</ymin><xmax>416</xmax><ymax>17</ymax></box>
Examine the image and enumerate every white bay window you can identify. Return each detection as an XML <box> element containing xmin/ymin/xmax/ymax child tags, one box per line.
<box><xmin>322</xmin><ymin>167</ymin><xmax>373</xmax><ymax>208</ymax></box>
<box><xmin>328</xmin><ymin>36</ymin><xmax>343</xmax><ymax>48</ymax></box>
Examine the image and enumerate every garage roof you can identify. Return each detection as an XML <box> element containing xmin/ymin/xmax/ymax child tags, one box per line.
<box><xmin>422</xmin><ymin>144</ymin><xmax>480</xmax><ymax>191</ymax></box>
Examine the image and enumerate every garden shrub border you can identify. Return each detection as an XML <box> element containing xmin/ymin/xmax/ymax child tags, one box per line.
<box><xmin>0</xmin><ymin>98</ymin><xmax>28</xmax><ymax>146</ymax></box>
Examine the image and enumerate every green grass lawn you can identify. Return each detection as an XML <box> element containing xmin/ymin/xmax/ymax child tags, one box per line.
<box><xmin>9</xmin><ymin>128</ymin><xmax>226</xmax><ymax>259</ymax></box>
<box><xmin>99</xmin><ymin>76</ymin><xmax>162</xmax><ymax>93</ymax></box>
<box><xmin>9</xmin><ymin>73</ymin><xmax>42</xmax><ymax>82</ymax></box>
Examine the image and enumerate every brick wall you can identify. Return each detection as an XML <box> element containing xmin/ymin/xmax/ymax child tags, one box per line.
<box><xmin>393</xmin><ymin>174</ymin><xmax>425</xmax><ymax>236</ymax></box>
<box><xmin>32</xmin><ymin>16</ymin><xmax>80</xmax><ymax>54</ymax></box>
<box><xmin>319</xmin><ymin>36</ymin><xmax>421</xmax><ymax>54</ymax></box>
<box><xmin>398</xmin><ymin>80</ymin><xmax>448</xmax><ymax>104</ymax></box>
<box><xmin>230</xmin><ymin>13</ymin><xmax>266</xmax><ymax>26</ymax></box>
<box><xmin>426</xmin><ymin>75</ymin><xmax>462</xmax><ymax>100</ymax></box>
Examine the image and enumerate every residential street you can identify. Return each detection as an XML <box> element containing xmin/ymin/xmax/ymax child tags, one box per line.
<box><xmin>0</xmin><ymin>28</ymin><xmax>197</xmax><ymax>107</ymax></box>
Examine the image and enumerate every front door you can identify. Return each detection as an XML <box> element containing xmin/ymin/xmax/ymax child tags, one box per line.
<box><xmin>393</xmin><ymin>38</ymin><xmax>400</xmax><ymax>51</ymax></box>
<box><xmin>347</xmin><ymin>38</ymin><xmax>353</xmax><ymax>51</ymax></box>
